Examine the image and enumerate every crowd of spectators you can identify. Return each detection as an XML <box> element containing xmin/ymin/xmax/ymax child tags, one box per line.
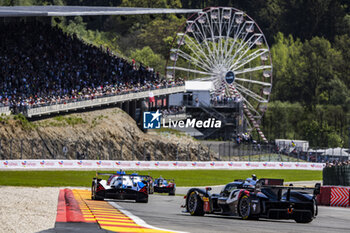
<box><xmin>0</xmin><ymin>21</ymin><xmax>183</xmax><ymax>113</ymax></box>
<box><xmin>161</xmin><ymin>105</ymin><xmax>185</xmax><ymax>116</ymax></box>
<box><xmin>325</xmin><ymin>160</ymin><xmax>350</xmax><ymax>167</ymax></box>
<box><xmin>210</xmin><ymin>94</ymin><xmax>242</xmax><ymax>106</ymax></box>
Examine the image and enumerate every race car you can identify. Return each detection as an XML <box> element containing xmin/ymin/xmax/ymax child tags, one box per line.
<box><xmin>91</xmin><ymin>171</ymin><xmax>149</xmax><ymax>203</ymax></box>
<box><xmin>182</xmin><ymin>177</ymin><xmax>321</xmax><ymax>223</ymax></box>
<box><xmin>154</xmin><ymin>176</ymin><xmax>176</xmax><ymax>195</ymax></box>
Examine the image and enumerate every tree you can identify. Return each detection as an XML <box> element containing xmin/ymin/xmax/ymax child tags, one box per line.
<box><xmin>300</xmin><ymin>37</ymin><xmax>342</xmax><ymax>107</ymax></box>
<box><xmin>137</xmin><ymin>15</ymin><xmax>185</xmax><ymax>57</ymax></box>
<box><xmin>130</xmin><ymin>46</ymin><xmax>165</xmax><ymax>73</ymax></box>
<box><xmin>270</xmin><ymin>33</ymin><xmax>305</xmax><ymax>102</ymax></box>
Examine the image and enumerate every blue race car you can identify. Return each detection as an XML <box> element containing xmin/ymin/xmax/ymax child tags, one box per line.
<box><xmin>154</xmin><ymin>176</ymin><xmax>176</xmax><ymax>196</ymax></box>
<box><xmin>91</xmin><ymin>171</ymin><xmax>149</xmax><ymax>203</ymax></box>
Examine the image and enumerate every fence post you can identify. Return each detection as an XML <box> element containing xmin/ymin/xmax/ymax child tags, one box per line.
<box><xmin>131</xmin><ymin>143</ymin><xmax>135</xmax><ymax>160</ymax></box>
<box><xmin>187</xmin><ymin>143</ymin><xmax>191</xmax><ymax>161</ymax></box>
<box><xmin>197</xmin><ymin>144</ymin><xmax>201</xmax><ymax>160</ymax></box>
<box><xmin>176</xmin><ymin>143</ymin><xmax>179</xmax><ymax>161</ymax></box>
<box><xmin>20</xmin><ymin>140</ymin><xmax>23</xmax><ymax>160</ymax></box>
<box><xmin>143</xmin><ymin>143</ymin><xmax>147</xmax><ymax>161</ymax></box>
<box><xmin>9</xmin><ymin>139</ymin><xmax>13</xmax><ymax>159</ymax></box>
<box><xmin>85</xmin><ymin>141</ymin><xmax>89</xmax><ymax>160</ymax></box>
<box><xmin>297</xmin><ymin>149</ymin><xmax>300</xmax><ymax>162</ymax></box>
<box><xmin>228</xmin><ymin>143</ymin><xmax>231</xmax><ymax>161</ymax></box>
<box><xmin>207</xmin><ymin>144</ymin><xmax>211</xmax><ymax>161</ymax></box>
<box><xmin>42</xmin><ymin>140</ymin><xmax>45</xmax><ymax>159</ymax></box>
<box><xmin>120</xmin><ymin>142</ymin><xmax>123</xmax><ymax>160</ymax></box>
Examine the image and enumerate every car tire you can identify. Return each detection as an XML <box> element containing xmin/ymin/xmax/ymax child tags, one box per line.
<box><xmin>187</xmin><ymin>191</ymin><xmax>205</xmax><ymax>216</ymax></box>
<box><xmin>91</xmin><ymin>181</ymin><xmax>96</xmax><ymax>200</ymax></box>
<box><xmin>169</xmin><ymin>188</ymin><xmax>176</xmax><ymax>196</ymax></box>
<box><xmin>91</xmin><ymin>181</ymin><xmax>104</xmax><ymax>201</ymax></box>
<box><xmin>238</xmin><ymin>194</ymin><xmax>251</xmax><ymax>220</ymax></box>
<box><xmin>136</xmin><ymin>194</ymin><xmax>148</xmax><ymax>203</ymax></box>
<box><xmin>294</xmin><ymin>213</ymin><xmax>313</xmax><ymax>223</ymax></box>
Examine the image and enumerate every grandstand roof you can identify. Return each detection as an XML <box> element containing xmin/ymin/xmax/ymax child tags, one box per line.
<box><xmin>0</xmin><ymin>6</ymin><xmax>201</xmax><ymax>17</ymax></box>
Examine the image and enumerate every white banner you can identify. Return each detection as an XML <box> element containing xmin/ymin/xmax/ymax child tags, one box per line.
<box><xmin>0</xmin><ymin>160</ymin><xmax>325</xmax><ymax>170</ymax></box>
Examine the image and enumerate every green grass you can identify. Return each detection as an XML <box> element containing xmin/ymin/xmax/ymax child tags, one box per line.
<box><xmin>0</xmin><ymin>169</ymin><xmax>322</xmax><ymax>187</ymax></box>
<box><xmin>54</xmin><ymin>115</ymin><xmax>87</xmax><ymax>126</ymax></box>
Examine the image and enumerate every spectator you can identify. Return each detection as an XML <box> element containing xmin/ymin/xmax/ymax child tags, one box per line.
<box><xmin>0</xmin><ymin>21</ymin><xmax>184</xmax><ymax>113</ymax></box>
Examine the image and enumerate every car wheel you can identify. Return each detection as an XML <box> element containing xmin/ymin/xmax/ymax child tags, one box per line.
<box><xmin>295</xmin><ymin>213</ymin><xmax>313</xmax><ymax>223</ymax></box>
<box><xmin>136</xmin><ymin>194</ymin><xmax>148</xmax><ymax>203</ymax></box>
<box><xmin>238</xmin><ymin>195</ymin><xmax>251</xmax><ymax>220</ymax></box>
<box><xmin>92</xmin><ymin>181</ymin><xmax>104</xmax><ymax>201</ymax></box>
<box><xmin>187</xmin><ymin>191</ymin><xmax>205</xmax><ymax>216</ymax></box>
<box><xmin>169</xmin><ymin>188</ymin><xmax>176</xmax><ymax>196</ymax></box>
<box><xmin>91</xmin><ymin>181</ymin><xmax>96</xmax><ymax>200</ymax></box>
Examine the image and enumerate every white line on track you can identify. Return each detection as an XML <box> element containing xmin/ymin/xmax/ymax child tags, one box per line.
<box><xmin>108</xmin><ymin>201</ymin><xmax>188</xmax><ymax>233</ymax></box>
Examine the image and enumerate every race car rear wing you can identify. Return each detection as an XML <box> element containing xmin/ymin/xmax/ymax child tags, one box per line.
<box><xmin>95</xmin><ymin>172</ymin><xmax>150</xmax><ymax>179</ymax></box>
<box><xmin>255</xmin><ymin>180</ymin><xmax>321</xmax><ymax>198</ymax></box>
<box><xmin>257</xmin><ymin>178</ymin><xmax>284</xmax><ymax>186</ymax></box>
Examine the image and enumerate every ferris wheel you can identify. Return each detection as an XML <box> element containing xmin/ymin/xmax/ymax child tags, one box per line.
<box><xmin>166</xmin><ymin>7</ymin><xmax>272</xmax><ymax>141</ymax></box>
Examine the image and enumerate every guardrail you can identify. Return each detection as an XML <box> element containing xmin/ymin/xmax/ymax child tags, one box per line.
<box><xmin>26</xmin><ymin>85</ymin><xmax>186</xmax><ymax>117</ymax></box>
<box><xmin>0</xmin><ymin>106</ymin><xmax>11</xmax><ymax>115</ymax></box>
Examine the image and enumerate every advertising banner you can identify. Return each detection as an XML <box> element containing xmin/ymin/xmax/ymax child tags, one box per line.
<box><xmin>0</xmin><ymin>160</ymin><xmax>325</xmax><ymax>170</ymax></box>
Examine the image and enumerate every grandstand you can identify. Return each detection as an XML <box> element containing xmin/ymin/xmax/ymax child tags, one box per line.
<box><xmin>0</xmin><ymin>6</ymin><xmax>197</xmax><ymax>126</ymax></box>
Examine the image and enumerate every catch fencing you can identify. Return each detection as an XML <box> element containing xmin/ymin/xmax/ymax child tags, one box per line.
<box><xmin>208</xmin><ymin>142</ymin><xmax>350</xmax><ymax>163</ymax></box>
<box><xmin>0</xmin><ymin>138</ymin><xmax>348</xmax><ymax>163</ymax></box>
<box><xmin>0</xmin><ymin>138</ymin><xmax>212</xmax><ymax>161</ymax></box>
<box><xmin>323</xmin><ymin>165</ymin><xmax>350</xmax><ymax>186</ymax></box>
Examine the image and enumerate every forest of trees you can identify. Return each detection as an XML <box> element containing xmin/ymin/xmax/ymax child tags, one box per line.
<box><xmin>1</xmin><ymin>0</ymin><xmax>349</xmax><ymax>148</ymax></box>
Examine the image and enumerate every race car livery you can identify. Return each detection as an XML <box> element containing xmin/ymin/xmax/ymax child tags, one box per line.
<box><xmin>154</xmin><ymin>177</ymin><xmax>176</xmax><ymax>196</ymax></box>
<box><xmin>91</xmin><ymin>171</ymin><xmax>150</xmax><ymax>203</ymax></box>
<box><xmin>183</xmin><ymin>178</ymin><xmax>320</xmax><ymax>223</ymax></box>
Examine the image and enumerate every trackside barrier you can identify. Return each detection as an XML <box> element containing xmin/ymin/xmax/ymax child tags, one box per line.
<box><xmin>323</xmin><ymin>165</ymin><xmax>350</xmax><ymax>186</ymax></box>
<box><xmin>317</xmin><ymin>186</ymin><xmax>350</xmax><ymax>207</ymax></box>
<box><xmin>0</xmin><ymin>160</ymin><xmax>325</xmax><ymax>170</ymax></box>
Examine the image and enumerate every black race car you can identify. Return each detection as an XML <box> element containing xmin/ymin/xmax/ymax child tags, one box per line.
<box><xmin>154</xmin><ymin>177</ymin><xmax>176</xmax><ymax>196</ymax></box>
<box><xmin>182</xmin><ymin>178</ymin><xmax>320</xmax><ymax>223</ymax></box>
<box><xmin>91</xmin><ymin>171</ymin><xmax>150</xmax><ymax>203</ymax></box>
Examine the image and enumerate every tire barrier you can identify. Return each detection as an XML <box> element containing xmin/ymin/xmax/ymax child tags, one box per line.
<box><xmin>323</xmin><ymin>165</ymin><xmax>350</xmax><ymax>186</ymax></box>
<box><xmin>317</xmin><ymin>186</ymin><xmax>350</xmax><ymax>207</ymax></box>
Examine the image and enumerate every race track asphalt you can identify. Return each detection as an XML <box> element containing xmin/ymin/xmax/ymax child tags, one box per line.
<box><xmin>112</xmin><ymin>194</ymin><xmax>350</xmax><ymax>233</ymax></box>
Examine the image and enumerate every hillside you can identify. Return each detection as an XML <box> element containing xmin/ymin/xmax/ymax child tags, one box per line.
<box><xmin>0</xmin><ymin>108</ymin><xmax>213</xmax><ymax>161</ymax></box>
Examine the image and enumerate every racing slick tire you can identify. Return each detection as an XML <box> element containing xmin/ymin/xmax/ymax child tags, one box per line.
<box><xmin>136</xmin><ymin>193</ymin><xmax>148</xmax><ymax>203</ymax></box>
<box><xmin>169</xmin><ymin>188</ymin><xmax>176</xmax><ymax>196</ymax></box>
<box><xmin>294</xmin><ymin>213</ymin><xmax>313</xmax><ymax>223</ymax></box>
<box><xmin>187</xmin><ymin>191</ymin><xmax>205</xmax><ymax>216</ymax></box>
<box><xmin>238</xmin><ymin>194</ymin><xmax>251</xmax><ymax>220</ymax></box>
<box><xmin>91</xmin><ymin>181</ymin><xmax>104</xmax><ymax>201</ymax></box>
